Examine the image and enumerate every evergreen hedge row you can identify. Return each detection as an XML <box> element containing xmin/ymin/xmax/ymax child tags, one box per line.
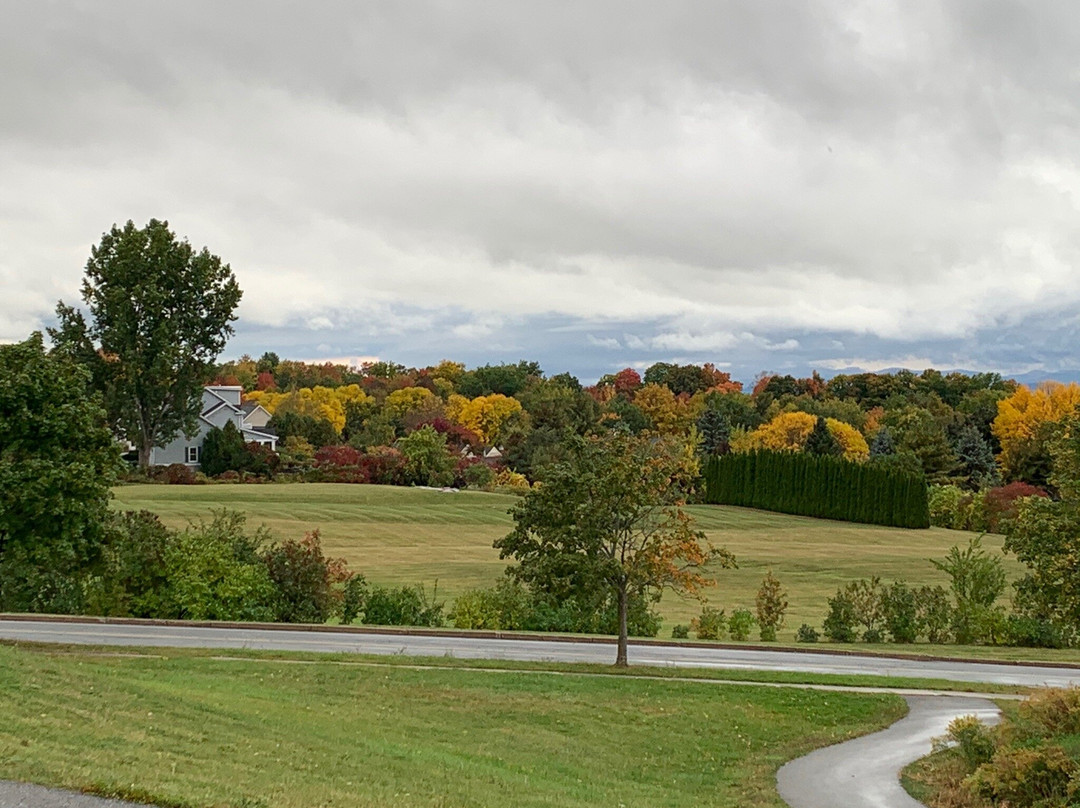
<box><xmin>703</xmin><ymin>450</ymin><xmax>930</xmax><ymax>529</ymax></box>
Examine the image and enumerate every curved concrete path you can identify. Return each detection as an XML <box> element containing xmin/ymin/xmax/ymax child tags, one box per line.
<box><xmin>777</xmin><ymin>695</ymin><xmax>1000</xmax><ymax>808</ymax></box>
<box><xmin>0</xmin><ymin>780</ymin><xmax>148</xmax><ymax>807</ymax></box>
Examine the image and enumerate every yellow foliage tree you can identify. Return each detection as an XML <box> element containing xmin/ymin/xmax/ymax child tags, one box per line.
<box><xmin>993</xmin><ymin>381</ymin><xmax>1080</xmax><ymax>477</ymax></box>
<box><xmin>452</xmin><ymin>394</ymin><xmax>522</xmax><ymax>445</ymax></box>
<box><xmin>745</xmin><ymin>412</ymin><xmax>868</xmax><ymax>461</ymax></box>
<box><xmin>747</xmin><ymin>412</ymin><xmax>816</xmax><ymax>451</ymax></box>
<box><xmin>633</xmin><ymin>383</ymin><xmax>698</xmax><ymax>434</ymax></box>
<box><xmin>384</xmin><ymin>386</ymin><xmax>437</xmax><ymax>420</ymax></box>
<box><xmin>826</xmin><ymin>418</ymin><xmax>870</xmax><ymax>461</ymax></box>
<box><xmin>244</xmin><ymin>385</ymin><xmax>372</xmax><ymax>435</ymax></box>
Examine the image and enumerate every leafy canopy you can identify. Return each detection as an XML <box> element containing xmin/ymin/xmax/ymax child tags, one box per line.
<box><xmin>0</xmin><ymin>334</ymin><xmax>121</xmax><ymax>612</ymax></box>
<box><xmin>495</xmin><ymin>430</ymin><xmax>733</xmax><ymax>665</ymax></box>
<box><xmin>51</xmin><ymin>219</ymin><xmax>242</xmax><ymax>466</ymax></box>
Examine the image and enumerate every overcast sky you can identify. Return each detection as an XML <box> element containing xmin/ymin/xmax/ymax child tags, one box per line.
<box><xmin>3</xmin><ymin>1</ymin><xmax>1078</xmax><ymax>384</ymax></box>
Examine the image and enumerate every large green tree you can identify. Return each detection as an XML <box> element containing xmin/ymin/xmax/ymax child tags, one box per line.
<box><xmin>0</xmin><ymin>334</ymin><xmax>121</xmax><ymax>612</ymax></box>
<box><xmin>51</xmin><ymin>219</ymin><xmax>242</xmax><ymax>468</ymax></box>
<box><xmin>495</xmin><ymin>431</ymin><xmax>733</xmax><ymax>666</ymax></box>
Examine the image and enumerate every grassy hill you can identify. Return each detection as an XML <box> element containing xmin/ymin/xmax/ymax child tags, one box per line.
<box><xmin>112</xmin><ymin>482</ymin><xmax>1016</xmax><ymax>637</ymax></box>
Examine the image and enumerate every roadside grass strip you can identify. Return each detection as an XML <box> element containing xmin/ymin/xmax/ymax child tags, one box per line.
<box><xmin>0</xmin><ymin>643</ymin><xmax>906</xmax><ymax>808</ymax></box>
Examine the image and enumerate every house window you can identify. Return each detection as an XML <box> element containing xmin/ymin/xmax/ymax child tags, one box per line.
<box><xmin>186</xmin><ymin>446</ymin><xmax>200</xmax><ymax>464</ymax></box>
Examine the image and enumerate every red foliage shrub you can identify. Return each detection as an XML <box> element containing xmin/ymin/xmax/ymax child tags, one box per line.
<box><xmin>361</xmin><ymin>446</ymin><xmax>407</xmax><ymax>485</ymax></box>
<box><xmin>159</xmin><ymin>463</ymin><xmax>197</xmax><ymax>485</ymax></box>
<box><xmin>314</xmin><ymin>445</ymin><xmax>363</xmax><ymax>467</ymax></box>
<box><xmin>985</xmin><ymin>482</ymin><xmax>1049</xmax><ymax>531</ymax></box>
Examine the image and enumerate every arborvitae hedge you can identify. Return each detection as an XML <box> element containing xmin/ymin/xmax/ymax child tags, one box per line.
<box><xmin>703</xmin><ymin>450</ymin><xmax>930</xmax><ymax>529</ymax></box>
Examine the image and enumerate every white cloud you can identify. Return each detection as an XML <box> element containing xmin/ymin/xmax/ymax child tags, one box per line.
<box><xmin>587</xmin><ymin>334</ymin><xmax>621</xmax><ymax>349</ymax></box>
<box><xmin>1</xmin><ymin>2</ymin><xmax>1079</xmax><ymax>381</ymax></box>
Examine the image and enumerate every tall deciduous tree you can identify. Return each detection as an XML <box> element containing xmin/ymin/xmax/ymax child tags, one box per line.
<box><xmin>0</xmin><ymin>334</ymin><xmax>121</xmax><ymax>612</ymax></box>
<box><xmin>51</xmin><ymin>219</ymin><xmax>242</xmax><ymax>468</ymax></box>
<box><xmin>495</xmin><ymin>431</ymin><xmax>734</xmax><ymax>666</ymax></box>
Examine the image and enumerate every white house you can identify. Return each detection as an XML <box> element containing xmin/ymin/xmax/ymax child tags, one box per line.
<box><xmin>150</xmin><ymin>385</ymin><xmax>278</xmax><ymax>467</ymax></box>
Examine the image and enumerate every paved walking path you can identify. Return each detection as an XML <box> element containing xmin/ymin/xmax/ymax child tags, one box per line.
<box><xmin>776</xmin><ymin>695</ymin><xmax>1000</xmax><ymax>808</ymax></box>
<box><xmin>0</xmin><ymin>781</ymin><xmax>148</xmax><ymax>808</ymax></box>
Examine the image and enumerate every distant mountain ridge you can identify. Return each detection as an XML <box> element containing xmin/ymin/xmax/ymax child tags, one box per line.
<box><xmin>818</xmin><ymin>366</ymin><xmax>1080</xmax><ymax>386</ymax></box>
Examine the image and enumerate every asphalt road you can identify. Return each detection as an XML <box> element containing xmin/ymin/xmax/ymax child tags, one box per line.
<box><xmin>2</xmin><ymin>618</ymin><xmax>1079</xmax><ymax>687</ymax></box>
<box><xmin>777</xmin><ymin>695</ymin><xmax>1001</xmax><ymax>808</ymax></box>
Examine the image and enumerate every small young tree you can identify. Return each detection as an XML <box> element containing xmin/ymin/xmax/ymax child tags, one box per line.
<box><xmin>755</xmin><ymin>571</ymin><xmax>788</xmax><ymax>641</ymax></box>
<box><xmin>805</xmin><ymin>416</ymin><xmax>842</xmax><ymax>457</ymax></box>
<box><xmin>869</xmin><ymin>427</ymin><xmax>896</xmax><ymax>457</ymax></box>
<box><xmin>954</xmin><ymin>424</ymin><xmax>999</xmax><ymax>491</ymax></box>
<box><xmin>496</xmin><ymin>431</ymin><xmax>735</xmax><ymax>666</ymax></box>
<box><xmin>932</xmin><ymin>537</ymin><xmax>1007</xmax><ymax>644</ymax></box>
<box><xmin>200</xmin><ymin>421</ymin><xmax>249</xmax><ymax>476</ymax></box>
<box><xmin>696</xmin><ymin>409</ymin><xmax>732</xmax><ymax>456</ymax></box>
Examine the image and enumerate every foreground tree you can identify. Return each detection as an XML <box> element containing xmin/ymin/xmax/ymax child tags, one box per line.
<box><xmin>0</xmin><ymin>335</ymin><xmax>120</xmax><ymax>611</ymax></box>
<box><xmin>495</xmin><ymin>431</ymin><xmax>734</xmax><ymax>665</ymax></box>
<box><xmin>51</xmin><ymin>219</ymin><xmax>242</xmax><ymax>468</ymax></box>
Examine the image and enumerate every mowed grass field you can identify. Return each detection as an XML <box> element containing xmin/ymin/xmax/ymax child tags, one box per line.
<box><xmin>112</xmin><ymin>483</ymin><xmax>1019</xmax><ymax>638</ymax></box>
<box><xmin>0</xmin><ymin>644</ymin><xmax>904</xmax><ymax>807</ymax></box>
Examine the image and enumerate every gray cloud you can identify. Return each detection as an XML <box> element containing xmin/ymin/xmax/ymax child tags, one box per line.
<box><xmin>2</xmin><ymin>1</ymin><xmax>1079</xmax><ymax>382</ymax></box>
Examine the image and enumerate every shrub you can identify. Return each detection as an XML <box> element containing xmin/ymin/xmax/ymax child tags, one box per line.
<box><xmin>340</xmin><ymin>575</ymin><xmax>368</xmax><ymax>625</ymax></box>
<box><xmin>881</xmin><ymin>580</ymin><xmax>918</xmax><ymax>643</ymax></box>
<box><xmin>755</xmin><ymin>571</ymin><xmax>788</xmax><ymax>642</ymax></box>
<box><xmin>968</xmin><ymin>744</ymin><xmax>1075</xmax><ymax>806</ymax></box>
<box><xmin>984</xmin><ymin>481</ymin><xmax>1048</xmax><ymax>532</ymax></box>
<box><xmin>361</xmin><ymin>446</ymin><xmax>407</xmax><ymax>486</ymax></box>
<box><xmin>491</xmin><ymin>468</ymin><xmax>530</xmax><ymax>492</ymax></box>
<box><xmin>937</xmin><ymin>715</ymin><xmax>996</xmax><ymax>770</ymax></box>
<box><xmin>521</xmin><ymin>590</ymin><xmax>661</xmax><ymax>637</ymax></box>
<box><xmin>861</xmin><ymin>627</ymin><xmax>884</xmax><ymax>644</ymax></box>
<box><xmin>1004</xmin><ymin>615</ymin><xmax>1074</xmax><ymax>649</ymax></box>
<box><xmin>823</xmin><ymin>590</ymin><xmax>858</xmax><ymax>642</ymax></box>
<box><xmin>163</xmin><ymin>510</ymin><xmax>276</xmax><ymax>622</ymax></box>
<box><xmin>728</xmin><ymin>608</ymin><xmax>754</xmax><ymax>641</ymax></box>
<box><xmin>86</xmin><ymin>510</ymin><xmax>176</xmax><ymax>618</ymax></box>
<box><xmin>691</xmin><ymin>605</ymin><xmax>727</xmax><ymax>640</ymax></box>
<box><xmin>1018</xmin><ymin>688</ymin><xmax>1080</xmax><ymax>737</ymax></box>
<box><xmin>915</xmin><ymin>584</ymin><xmax>953</xmax><ymax>644</ymax></box>
<box><xmin>460</xmin><ymin>459</ymin><xmax>496</xmax><ymax>490</ymax></box>
<box><xmin>846</xmin><ymin>577</ymin><xmax>884</xmax><ymax>637</ymax></box>
<box><xmin>261</xmin><ymin>530</ymin><xmax>351</xmax><ymax>623</ymax></box>
<box><xmin>160</xmin><ymin>463</ymin><xmax>198</xmax><ymax>485</ymax></box>
<box><xmin>363</xmin><ymin>583</ymin><xmax>444</xmax><ymax>627</ymax></box>
<box><xmin>450</xmin><ymin>579</ymin><xmax>532</xmax><ymax>631</ymax></box>
<box><xmin>671</xmin><ymin>624</ymin><xmax>690</xmax><ymax>639</ymax></box>
<box><xmin>795</xmin><ymin>624</ymin><xmax>819</xmax><ymax>643</ymax></box>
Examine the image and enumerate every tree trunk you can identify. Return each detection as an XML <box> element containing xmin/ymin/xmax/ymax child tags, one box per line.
<box><xmin>615</xmin><ymin>585</ymin><xmax>629</xmax><ymax>667</ymax></box>
<box><xmin>138</xmin><ymin>435</ymin><xmax>153</xmax><ymax>470</ymax></box>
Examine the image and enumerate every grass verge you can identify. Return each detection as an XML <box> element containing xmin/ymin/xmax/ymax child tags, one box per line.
<box><xmin>0</xmin><ymin>643</ymin><xmax>906</xmax><ymax>808</ymax></box>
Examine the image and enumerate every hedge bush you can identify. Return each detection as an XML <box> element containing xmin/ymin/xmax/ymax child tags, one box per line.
<box><xmin>704</xmin><ymin>450</ymin><xmax>929</xmax><ymax>528</ymax></box>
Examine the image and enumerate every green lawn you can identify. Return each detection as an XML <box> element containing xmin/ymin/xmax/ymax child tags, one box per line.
<box><xmin>111</xmin><ymin>482</ymin><xmax>1021</xmax><ymax>640</ymax></box>
<box><xmin>0</xmin><ymin>644</ymin><xmax>904</xmax><ymax>808</ymax></box>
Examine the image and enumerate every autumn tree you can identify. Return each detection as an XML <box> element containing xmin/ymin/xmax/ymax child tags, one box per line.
<box><xmin>495</xmin><ymin>431</ymin><xmax>734</xmax><ymax>666</ymax></box>
<box><xmin>51</xmin><ymin>219</ymin><xmax>242</xmax><ymax>468</ymax></box>
<box><xmin>993</xmin><ymin>382</ymin><xmax>1080</xmax><ymax>485</ymax></box>
<box><xmin>0</xmin><ymin>335</ymin><xmax>121</xmax><ymax>612</ymax></box>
